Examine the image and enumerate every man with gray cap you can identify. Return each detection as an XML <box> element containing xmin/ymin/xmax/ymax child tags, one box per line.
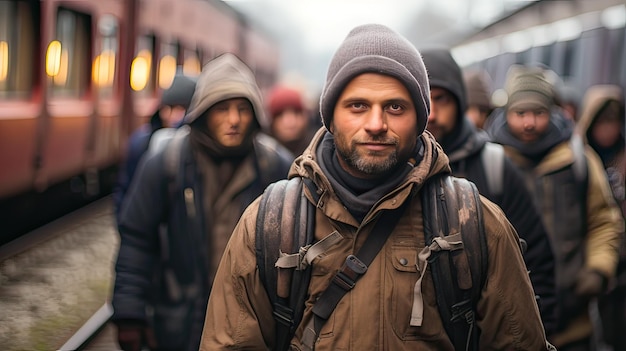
<box><xmin>201</xmin><ymin>24</ymin><xmax>551</xmax><ymax>350</ymax></box>
<box><xmin>487</xmin><ymin>65</ymin><xmax>623</xmax><ymax>351</ymax></box>
<box><xmin>111</xmin><ymin>53</ymin><xmax>293</xmax><ymax>351</ymax></box>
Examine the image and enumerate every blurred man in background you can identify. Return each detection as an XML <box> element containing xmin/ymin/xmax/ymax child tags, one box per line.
<box><xmin>113</xmin><ymin>70</ymin><xmax>197</xmax><ymax>221</ymax></box>
<box><xmin>487</xmin><ymin>65</ymin><xmax>624</xmax><ymax>351</ymax></box>
<box><xmin>422</xmin><ymin>48</ymin><xmax>557</xmax><ymax>336</ymax></box>
<box><xmin>576</xmin><ymin>84</ymin><xmax>626</xmax><ymax>351</ymax></box>
<box><xmin>266</xmin><ymin>84</ymin><xmax>318</xmax><ymax>155</ymax></box>
<box><xmin>111</xmin><ymin>53</ymin><xmax>293</xmax><ymax>351</ymax></box>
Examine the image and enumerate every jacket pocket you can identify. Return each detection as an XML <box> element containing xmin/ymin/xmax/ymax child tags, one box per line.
<box><xmin>388</xmin><ymin>246</ymin><xmax>445</xmax><ymax>341</ymax></box>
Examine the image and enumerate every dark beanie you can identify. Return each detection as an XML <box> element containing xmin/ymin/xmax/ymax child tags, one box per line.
<box><xmin>161</xmin><ymin>71</ymin><xmax>197</xmax><ymax>109</ymax></box>
<box><xmin>464</xmin><ymin>70</ymin><xmax>493</xmax><ymax>110</ymax></box>
<box><xmin>267</xmin><ymin>85</ymin><xmax>304</xmax><ymax>118</ymax></box>
<box><xmin>320</xmin><ymin>23</ymin><xmax>430</xmax><ymax>134</ymax></box>
<box><xmin>505</xmin><ymin>65</ymin><xmax>555</xmax><ymax>111</ymax></box>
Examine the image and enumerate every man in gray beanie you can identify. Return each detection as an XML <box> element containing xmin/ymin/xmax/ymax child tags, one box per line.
<box><xmin>487</xmin><ymin>64</ymin><xmax>623</xmax><ymax>351</ymax></box>
<box><xmin>201</xmin><ymin>24</ymin><xmax>551</xmax><ymax>351</ymax></box>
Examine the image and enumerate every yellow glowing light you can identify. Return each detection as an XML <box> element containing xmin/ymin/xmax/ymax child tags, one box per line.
<box><xmin>54</xmin><ymin>49</ymin><xmax>69</xmax><ymax>86</ymax></box>
<box><xmin>93</xmin><ymin>50</ymin><xmax>116</xmax><ymax>87</ymax></box>
<box><xmin>0</xmin><ymin>41</ymin><xmax>8</xmax><ymax>82</ymax></box>
<box><xmin>130</xmin><ymin>49</ymin><xmax>152</xmax><ymax>91</ymax></box>
<box><xmin>158</xmin><ymin>55</ymin><xmax>177</xmax><ymax>90</ymax></box>
<box><xmin>183</xmin><ymin>56</ymin><xmax>201</xmax><ymax>75</ymax></box>
<box><xmin>46</xmin><ymin>40</ymin><xmax>62</xmax><ymax>77</ymax></box>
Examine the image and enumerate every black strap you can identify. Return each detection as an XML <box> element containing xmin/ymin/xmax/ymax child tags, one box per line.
<box><xmin>303</xmin><ymin>199</ymin><xmax>410</xmax><ymax>349</ymax></box>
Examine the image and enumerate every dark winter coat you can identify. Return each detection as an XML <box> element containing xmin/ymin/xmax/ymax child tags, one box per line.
<box><xmin>111</xmin><ymin>53</ymin><xmax>294</xmax><ymax>351</ymax></box>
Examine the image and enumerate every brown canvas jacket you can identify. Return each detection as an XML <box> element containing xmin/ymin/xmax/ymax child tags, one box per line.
<box><xmin>200</xmin><ymin>129</ymin><xmax>549</xmax><ymax>350</ymax></box>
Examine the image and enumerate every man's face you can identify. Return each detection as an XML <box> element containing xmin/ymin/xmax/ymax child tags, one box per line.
<box><xmin>271</xmin><ymin>108</ymin><xmax>308</xmax><ymax>144</ymax></box>
<box><xmin>466</xmin><ymin>105</ymin><xmax>489</xmax><ymax>130</ymax></box>
<box><xmin>427</xmin><ymin>87</ymin><xmax>457</xmax><ymax>141</ymax></box>
<box><xmin>506</xmin><ymin>107</ymin><xmax>550</xmax><ymax>143</ymax></box>
<box><xmin>331</xmin><ymin>73</ymin><xmax>418</xmax><ymax>179</ymax></box>
<box><xmin>205</xmin><ymin>98</ymin><xmax>255</xmax><ymax>147</ymax></box>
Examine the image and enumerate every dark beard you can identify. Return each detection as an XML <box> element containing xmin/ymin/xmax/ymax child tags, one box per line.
<box><xmin>335</xmin><ymin>137</ymin><xmax>399</xmax><ymax>176</ymax></box>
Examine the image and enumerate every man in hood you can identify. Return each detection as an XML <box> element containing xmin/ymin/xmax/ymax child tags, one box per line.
<box><xmin>200</xmin><ymin>24</ymin><xmax>551</xmax><ymax>351</ymax></box>
<box><xmin>486</xmin><ymin>65</ymin><xmax>624</xmax><ymax>351</ymax></box>
<box><xmin>111</xmin><ymin>53</ymin><xmax>294</xmax><ymax>351</ymax></box>
<box><xmin>576</xmin><ymin>84</ymin><xmax>626</xmax><ymax>351</ymax></box>
<box><xmin>421</xmin><ymin>48</ymin><xmax>557</xmax><ymax>336</ymax></box>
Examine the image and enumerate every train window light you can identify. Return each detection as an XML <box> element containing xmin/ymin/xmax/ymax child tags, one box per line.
<box><xmin>130</xmin><ymin>50</ymin><xmax>151</xmax><ymax>91</ymax></box>
<box><xmin>131</xmin><ymin>35</ymin><xmax>155</xmax><ymax>93</ymax></box>
<box><xmin>94</xmin><ymin>14</ymin><xmax>118</xmax><ymax>92</ymax></box>
<box><xmin>0</xmin><ymin>41</ymin><xmax>7</xmax><ymax>83</ymax></box>
<box><xmin>183</xmin><ymin>48</ymin><xmax>201</xmax><ymax>76</ymax></box>
<box><xmin>158</xmin><ymin>55</ymin><xmax>177</xmax><ymax>90</ymax></box>
<box><xmin>158</xmin><ymin>42</ymin><xmax>178</xmax><ymax>90</ymax></box>
<box><xmin>46</xmin><ymin>40</ymin><xmax>62</xmax><ymax>77</ymax></box>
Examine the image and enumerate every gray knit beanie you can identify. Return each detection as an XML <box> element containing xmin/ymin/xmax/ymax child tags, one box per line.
<box><xmin>320</xmin><ymin>23</ymin><xmax>430</xmax><ymax>134</ymax></box>
<box><xmin>505</xmin><ymin>65</ymin><xmax>555</xmax><ymax>111</ymax></box>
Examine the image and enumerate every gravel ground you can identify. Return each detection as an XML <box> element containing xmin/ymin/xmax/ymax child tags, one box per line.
<box><xmin>0</xmin><ymin>199</ymin><xmax>119</xmax><ymax>351</ymax></box>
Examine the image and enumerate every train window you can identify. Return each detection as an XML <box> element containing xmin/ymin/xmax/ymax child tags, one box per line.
<box><xmin>93</xmin><ymin>14</ymin><xmax>118</xmax><ymax>98</ymax></box>
<box><xmin>158</xmin><ymin>42</ymin><xmax>178</xmax><ymax>90</ymax></box>
<box><xmin>183</xmin><ymin>48</ymin><xmax>201</xmax><ymax>76</ymax></box>
<box><xmin>0</xmin><ymin>0</ymin><xmax>38</xmax><ymax>99</ymax></box>
<box><xmin>561</xmin><ymin>39</ymin><xmax>577</xmax><ymax>78</ymax></box>
<box><xmin>49</xmin><ymin>8</ymin><xmax>92</xmax><ymax>98</ymax></box>
<box><xmin>130</xmin><ymin>34</ymin><xmax>155</xmax><ymax>94</ymax></box>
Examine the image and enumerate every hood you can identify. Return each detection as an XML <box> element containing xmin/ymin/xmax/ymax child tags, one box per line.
<box><xmin>576</xmin><ymin>84</ymin><xmax>624</xmax><ymax>142</ymax></box>
<box><xmin>421</xmin><ymin>49</ymin><xmax>467</xmax><ymax>118</ymax></box>
<box><xmin>487</xmin><ymin>107</ymin><xmax>573</xmax><ymax>159</ymax></box>
<box><xmin>183</xmin><ymin>53</ymin><xmax>267</xmax><ymax>130</ymax></box>
<box><xmin>421</xmin><ymin>49</ymin><xmax>470</xmax><ymax>153</ymax></box>
<box><xmin>289</xmin><ymin>127</ymin><xmax>451</xmax><ymax>197</ymax></box>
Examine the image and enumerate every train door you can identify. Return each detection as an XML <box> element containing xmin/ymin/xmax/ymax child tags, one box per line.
<box><xmin>0</xmin><ymin>0</ymin><xmax>41</xmax><ymax>199</ymax></box>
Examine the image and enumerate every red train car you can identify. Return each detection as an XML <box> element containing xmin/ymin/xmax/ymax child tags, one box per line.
<box><xmin>0</xmin><ymin>0</ymin><xmax>280</xmax><ymax>243</ymax></box>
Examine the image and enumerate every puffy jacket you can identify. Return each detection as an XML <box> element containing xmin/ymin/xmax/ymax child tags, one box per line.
<box><xmin>488</xmin><ymin>108</ymin><xmax>624</xmax><ymax>347</ymax></box>
<box><xmin>200</xmin><ymin>129</ymin><xmax>550</xmax><ymax>350</ymax></box>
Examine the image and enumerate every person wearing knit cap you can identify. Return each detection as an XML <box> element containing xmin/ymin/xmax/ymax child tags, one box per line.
<box><xmin>463</xmin><ymin>69</ymin><xmax>494</xmax><ymax>129</ymax></box>
<box><xmin>422</xmin><ymin>48</ymin><xmax>557</xmax><ymax>337</ymax></box>
<box><xmin>113</xmin><ymin>69</ymin><xmax>198</xmax><ymax>221</ymax></box>
<box><xmin>266</xmin><ymin>84</ymin><xmax>317</xmax><ymax>155</ymax></box>
<box><xmin>487</xmin><ymin>65</ymin><xmax>624</xmax><ymax>351</ymax></box>
<box><xmin>111</xmin><ymin>53</ymin><xmax>293</xmax><ymax>351</ymax></box>
<box><xmin>201</xmin><ymin>24</ymin><xmax>551</xmax><ymax>351</ymax></box>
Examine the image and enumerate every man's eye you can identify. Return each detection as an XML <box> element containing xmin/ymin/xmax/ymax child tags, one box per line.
<box><xmin>388</xmin><ymin>104</ymin><xmax>403</xmax><ymax>112</ymax></box>
<box><xmin>351</xmin><ymin>103</ymin><xmax>366</xmax><ymax>109</ymax></box>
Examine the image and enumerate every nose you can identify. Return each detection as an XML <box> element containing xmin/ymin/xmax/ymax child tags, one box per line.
<box><xmin>227</xmin><ymin>106</ymin><xmax>242</xmax><ymax>125</ymax></box>
<box><xmin>522</xmin><ymin>113</ymin><xmax>536</xmax><ymax>130</ymax></box>
<box><xmin>364</xmin><ymin>106</ymin><xmax>387</xmax><ymax>133</ymax></box>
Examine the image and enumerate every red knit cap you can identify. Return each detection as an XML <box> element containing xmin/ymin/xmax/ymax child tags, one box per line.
<box><xmin>267</xmin><ymin>86</ymin><xmax>304</xmax><ymax>118</ymax></box>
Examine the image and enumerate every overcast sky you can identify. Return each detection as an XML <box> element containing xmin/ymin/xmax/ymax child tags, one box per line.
<box><xmin>223</xmin><ymin>0</ymin><xmax>529</xmax><ymax>94</ymax></box>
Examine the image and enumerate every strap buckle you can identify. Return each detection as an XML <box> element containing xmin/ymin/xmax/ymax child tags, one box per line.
<box><xmin>333</xmin><ymin>255</ymin><xmax>368</xmax><ymax>291</ymax></box>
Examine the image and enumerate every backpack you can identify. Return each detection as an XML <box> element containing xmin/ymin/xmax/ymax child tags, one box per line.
<box><xmin>256</xmin><ymin>174</ymin><xmax>488</xmax><ymax>351</ymax></box>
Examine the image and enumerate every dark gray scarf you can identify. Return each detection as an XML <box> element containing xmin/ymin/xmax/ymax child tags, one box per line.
<box><xmin>317</xmin><ymin>133</ymin><xmax>422</xmax><ymax>223</ymax></box>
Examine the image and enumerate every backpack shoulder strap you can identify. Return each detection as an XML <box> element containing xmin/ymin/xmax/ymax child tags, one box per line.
<box><xmin>569</xmin><ymin>134</ymin><xmax>588</xmax><ymax>186</ymax></box>
<box><xmin>480</xmin><ymin>142</ymin><xmax>505</xmax><ymax>198</ymax></box>
<box><xmin>422</xmin><ymin>174</ymin><xmax>488</xmax><ymax>351</ymax></box>
<box><xmin>256</xmin><ymin>177</ymin><xmax>320</xmax><ymax>351</ymax></box>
